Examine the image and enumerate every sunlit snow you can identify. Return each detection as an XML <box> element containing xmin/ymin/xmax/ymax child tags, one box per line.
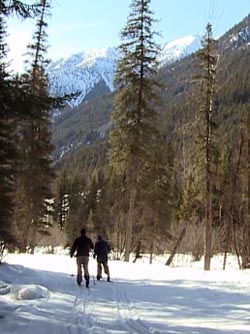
<box><xmin>159</xmin><ymin>35</ymin><xmax>201</xmax><ymax>65</ymax></box>
<box><xmin>0</xmin><ymin>249</ymin><xmax>250</xmax><ymax>334</ymax></box>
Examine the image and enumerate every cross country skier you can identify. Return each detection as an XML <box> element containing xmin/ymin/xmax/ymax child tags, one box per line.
<box><xmin>94</xmin><ymin>235</ymin><xmax>111</xmax><ymax>282</ymax></box>
<box><xmin>70</xmin><ymin>228</ymin><xmax>94</xmax><ymax>288</ymax></box>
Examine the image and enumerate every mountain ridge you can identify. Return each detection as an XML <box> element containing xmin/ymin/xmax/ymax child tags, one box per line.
<box><xmin>48</xmin><ymin>35</ymin><xmax>202</xmax><ymax>109</ymax></box>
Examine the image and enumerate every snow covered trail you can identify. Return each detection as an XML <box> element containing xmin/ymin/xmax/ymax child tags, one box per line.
<box><xmin>1</xmin><ymin>253</ymin><xmax>250</xmax><ymax>334</ymax></box>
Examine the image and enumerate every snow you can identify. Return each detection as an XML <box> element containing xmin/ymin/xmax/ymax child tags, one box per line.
<box><xmin>229</xmin><ymin>26</ymin><xmax>250</xmax><ymax>48</ymax></box>
<box><xmin>1</xmin><ymin>250</ymin><xmax>250</xmax><ymax>334</ymax></box>
<box><xmin>159</xmin><ymin>35</ymin><xmax>201</xmax><ymax>66</ymax></box>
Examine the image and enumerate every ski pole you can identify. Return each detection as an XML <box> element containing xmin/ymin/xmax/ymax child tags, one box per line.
<box><xmin>92</xmin><ymin>275</ymin><xmax>96</xmax><ymax>286</ymax></box>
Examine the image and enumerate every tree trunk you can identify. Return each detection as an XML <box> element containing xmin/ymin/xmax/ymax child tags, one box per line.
<box><xmin>124</xmin><ymin>187</ymin><xmax>137</xmax><ymax>262</ymax></box>
<box><xmin>133</xmin><ymin>240</ymin><xmax>142</xmax><ymax>263</ymax></box>
<box><xmin>232</xmin><ymin>224</ymin><xmax>242</xmax><ymax>269</ymax></box>
<box><xmin>223</xmin><ymin>218</ymin><xmax>232</xmax><ymax>270</ymax></box>
<box><xmin>247</xmin><ymin>116</ymin><xmax>250</xmax><ymax>267</ymax></box>
<box><xmin>223</xmin><ymin>131</ymin><xmax>243</xmax><ymax>269</ymax></box>
<box><xmin>242</xmin><ymin>124</ymin><xmax>250</xmax><ymax>269</ymax></box>
<box><xmin>166</xmin><ymin>226</ymin><xmax>186</xmax><ymax>266</ymax></box>
<box><xmin>204</xmin><ymin>186</ymin><xmax>213</xmax><ymax>270</ymax></box>
<box><xmin>0</xmin><ymin>241</ymin><xmax>5</xmax><ymax>264</ymax></box>
<box><xmin>29</xmin><ymin>224</ymin><xmax>37</xmax><ymax>254</ymax></box>
<box><xmin>149</xmin><ymin>241</ymin><xmax>154</xmax><ymax>264</ymax></box>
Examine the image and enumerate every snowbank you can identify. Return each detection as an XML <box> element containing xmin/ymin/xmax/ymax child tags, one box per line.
<box><xmin>12</xmin><ymin>285</ymin><xmax>49</xmax><ymax>300</ymax></box>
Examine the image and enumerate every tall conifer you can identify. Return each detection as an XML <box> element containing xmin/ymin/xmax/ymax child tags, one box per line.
<box><xmin>194</xmin><ymin>23</ymin><xmax>218</xmax><ymax>270</ymax></box>
<box><xmin>0</xmin><ymin>13</ymin><xmax>15</xmax><ymax>241</ymax></box>
<box><xmin>108</xmin><ymin>0</ymin><xmax>161</xmax><ymax>261</ymax></box>
<box><xmin>13</xmin><ymin>0</ymin><xmax>55</xmax><ymax>250</ymax></box>
<box><xmin>0</xmin><ymin>1</ymin><xmax>37</xmax><ymax>242</ymax></box>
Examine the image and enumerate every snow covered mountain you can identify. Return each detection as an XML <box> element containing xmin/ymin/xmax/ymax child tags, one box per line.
<box><xmin>159</xmin><ymin>35</ymin><xmax>202</xmax><ymax>66</ymax></box>
<box><xmin>48</xmin><ymin>48</ymin><xmax>119</xmax><ymax>108</ymax></box>
<box><xmin>48</xmin><ymin>35</ymin><xmax>202</xmax><ymax>109</ymax></box>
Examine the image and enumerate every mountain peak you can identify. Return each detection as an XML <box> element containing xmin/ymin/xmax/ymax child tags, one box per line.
<box><xmin>159</xmin><ymin>35</ymin><xmax>201</xmax><ymax>66</ymax></box>
<box><xmin>48</xmin><ymin>35</ymin><xmax>202</xmax><ymax>109</ymax></box>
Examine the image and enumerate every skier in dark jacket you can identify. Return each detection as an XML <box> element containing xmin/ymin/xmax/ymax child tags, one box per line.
<box><xmin>94</xmin><ymin>235</ymin><xmax>111</xmax><ymax>281</ymax></box>
<box><xmin>70</xmin><ymin>228</ymin><xmax>94</xmax><ymax>287</ymax></box>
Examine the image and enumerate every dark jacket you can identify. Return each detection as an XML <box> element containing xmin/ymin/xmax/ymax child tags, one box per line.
<box><xmin>94</xmin><ymin>239</ymin><xmax>111</xmax><ymax>263</ymax></box>
<box><xmin>70</xmin><ymin>235</ymin><xmax>94</xmax><ymax>257</ymax></box>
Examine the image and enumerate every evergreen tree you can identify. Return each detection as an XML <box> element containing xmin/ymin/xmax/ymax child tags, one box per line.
<box><xmin>13</xmin><ymin>0</ymin><xmax>55</xmax><ymax>250</ymax></box>
<box><xmin>194</xmin><ymin>23</ymin><xmax>218</xmax><ymax>270</ymax></box>
<box><xmin>0</xmin><ymin>13</ymin><xmax>15</xmax><ymax>241</ymax></box>
<box><xmin>64</xmin><ymin>170</ymin><xmax>86</xmax><ymax>245</ymax></box>
<box><xmin>141</xmin><ymin>140</ymin><xmax>174</xmax><ymax>259</ymax></box>
<box><xmin>0</xmin><ymin>1</ymin><xmax>37</xmax><ymax>243</ymax></box>
<box><xmin>108</xmin><ymin>0</ymin><xmax>161</xmax><ymax>261</ymax></box>
<box><xmin>106</xmin><ymin>170</ymin><xmax>129</xmax><ymax>259</ymax></box>
<box><xmin>0</xmin><ymin>0</ymin><xmax>37</xmax><ymax>18</ymax></box>
<box><xmin>241</xmin><ymin>106</ymin><xmax>250</xmax><ymax>268</ymax></box>
<box><xmin>53</xmin><ymin>168</ymin><xmax>70</xmax><ymax>229</ymax></box>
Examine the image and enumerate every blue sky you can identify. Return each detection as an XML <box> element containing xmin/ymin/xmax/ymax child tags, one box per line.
<box><xmin>6</xmin><ymin>0</ymin><xmax>250</xmax><ymax>72</ymax></box>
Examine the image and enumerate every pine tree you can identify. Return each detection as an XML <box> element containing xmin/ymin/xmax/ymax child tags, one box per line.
<box><xmin>0</xmin><ymin>13</ymin><xmax>15</xmax><ymax>241</ymax></box>
<box><xmin>64</xmin><ymin>170</ymin><xmax>87</xmax><ymax>245</ymax></box>
<box><xmin>53</xmin><ymin>168</ymin><xmax>70</xmax><ymax>229</ymax></box>
<box><xmin>0</xmin><ymin>1</ymin><xmax>37</xmax><ymax>243</ymax></box>
<box><xmin>108</xmin><ymin>0</ymin><xmax>161</xmax><ymax>261</ymax></box>
<box><xmin>231</xmin><ymin>105</ymin><xmax>250</xmax><ymax>269</ymax></box>
<box><xmin>13</xmin><ymin>0</ymin><xmax>55</xmax><ymax>250</ymax></box>
<box><xmin>0</xmin><ymin>1</ymin><xmax>37</xmax><ymax>18</ymax></box>
<box><xmin>241</xmin><ymin>109</ymin><xmax>250</xmax><ymax>268</ymax></box>
<box><xmin>194</xmin><ymin>23</ymin><xmax>218</xmax><ymax>270</ymax></box>
<box><xmin>141</xmin><ymin>140</ymin><xmax>174</xmax><ymax>259</ymax></box>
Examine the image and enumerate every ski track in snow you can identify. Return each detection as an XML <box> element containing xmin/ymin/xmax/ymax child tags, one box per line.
<box><xmin>68</xmin><ymin>279</ymin><xmax>150</xmax><ymax>334</ymax></box>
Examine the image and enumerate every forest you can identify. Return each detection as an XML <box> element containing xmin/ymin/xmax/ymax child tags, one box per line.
<box><xmin>0</xmin><ymin>0</ymin><xmax>250</xmax><ymax>271</ymax></box>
